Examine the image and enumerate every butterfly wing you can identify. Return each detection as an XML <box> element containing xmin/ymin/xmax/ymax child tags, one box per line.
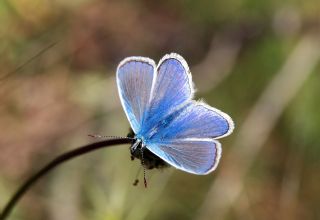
<box><xmin>145</xmin><ymin>101</ymin><xmax>234</xmax><ymax>174</ymax></box>
<box><xmin>148</xmin><ymin>101</ymin><xmax>234</xmax><ymax>141</ymax></box>
<box><xmin>147</xmin><ymin>139</ymin><xmax>222</xmax><ymax>174</ymax></box>
<box><xmin>139</xmin><ymin>53</ymin><xmax>194</xmax><ymax>137</ymax></box>
<box><xmin>117</xmin><ymin>57</ymin><xmax>156</xmax><ymax>133</ymax></box>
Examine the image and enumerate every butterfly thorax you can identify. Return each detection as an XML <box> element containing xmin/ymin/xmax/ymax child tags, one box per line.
<box><xmin>128</xmin><ymin>129</ymin><xmax>168</xmax><ymax>170</ymax></box>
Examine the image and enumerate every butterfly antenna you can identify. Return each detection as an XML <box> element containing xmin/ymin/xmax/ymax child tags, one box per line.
<box><xmin>140</xmin><ymin>148</ymin><xmax>147</xmax><ymax>188</ymax></box>
<box><xmin>88</xmin><ymin>134</ymin><xmax>135</xmax><ymax>140</ymax></box>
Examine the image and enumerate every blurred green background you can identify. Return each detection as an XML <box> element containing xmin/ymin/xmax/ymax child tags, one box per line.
<box><xmin>1</xmin><ymin>0</ymin><xmax>320</xmax><ymax>220</ymax></box>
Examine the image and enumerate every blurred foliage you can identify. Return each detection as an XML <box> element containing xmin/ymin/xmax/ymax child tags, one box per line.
<box><xmin>0</xmin><ymin>0</ymin><xmax>320</xmax><ymax>220</ymax></box>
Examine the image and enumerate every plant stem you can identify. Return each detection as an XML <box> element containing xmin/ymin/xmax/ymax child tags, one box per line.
<box><xmin>0</xmin><ymin>138</ymin><xmax>133</xmax><ymax>220</ymax></box>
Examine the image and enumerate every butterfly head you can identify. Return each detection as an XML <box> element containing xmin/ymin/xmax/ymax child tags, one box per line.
<box><xmin>127</xmin><ymin>129</ymin><xmax>168</xmax><ymax>170</ymax></box>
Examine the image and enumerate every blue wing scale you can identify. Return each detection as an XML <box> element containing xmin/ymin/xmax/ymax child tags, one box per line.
<box><xmin>146</xmin><ymin>139</ymin><xmax>221</xmax><ymax>174</ymax></box>
<box><xmin>139</xmin><ymin>54</ymin><xmax>194</xmax><ymax>137</ymax></box>
<box><xmin>117</xmin><ymin>57</ymin><xmax>156</xmax><ymax>133</ymax></box>
<box><xmin>148</xmin><ymin>101</ymin><xmax>234</xmax><ymax>141</ymax></box>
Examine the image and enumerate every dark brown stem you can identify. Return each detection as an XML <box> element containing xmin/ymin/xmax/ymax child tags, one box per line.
<box><xmin>0</xmin><ymin>138</ymin><xmax>134</xmax><ymax>220</ymax></box>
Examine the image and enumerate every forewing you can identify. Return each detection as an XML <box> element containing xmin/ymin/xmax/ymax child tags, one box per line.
<box><xmin>139</xmin><ymin>53</ymin><xmax>194</xmax><ymax>136</ymax></box>
<box><xmin>117</xmin><ymin>57</ymin><xmax>156</xmax><ymax>133</ymax></box>
<box><xmin>146</xmin><ymin>139</ymin><xmax>221</xmax><ymax>174</ymax></box>
<box><xmin>149</xmin><ymin>101</ymin><xmax>234</xmax><ymax>141</ymax></box>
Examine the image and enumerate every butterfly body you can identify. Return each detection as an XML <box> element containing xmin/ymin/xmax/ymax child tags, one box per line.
<box><xmin>117</xmin><ymin>53</ymin><xmax>234</xmax><ymax>175</ymax></box>
<box><xmin>128</xmin><ymin>129</ymin><xmax>169</xmax><ymax>169</ymax></box>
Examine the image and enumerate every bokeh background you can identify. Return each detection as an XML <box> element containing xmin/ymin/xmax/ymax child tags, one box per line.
<box><xmin>1</xmin><ymin>0</ymin><xmax>320</xmax><ymax>220</ymax></box>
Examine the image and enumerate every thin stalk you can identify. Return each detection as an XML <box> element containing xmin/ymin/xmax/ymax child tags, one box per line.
<box><xmin>0</xmin><ymin>138</ymin><xmax>134</xmax><ymax>220</ymax></box>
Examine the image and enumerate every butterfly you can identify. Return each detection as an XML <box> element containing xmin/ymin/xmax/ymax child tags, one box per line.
<box><xmin>117</xmin><ymin>53</ymin><xmax>234</xmax><ymax>176</ymax></box>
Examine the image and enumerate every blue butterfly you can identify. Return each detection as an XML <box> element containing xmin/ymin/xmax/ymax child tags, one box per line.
<box><xmin>117</xmin><ymin>53</ymin><xmax>234</xmax><ymax>175</ymax></box>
